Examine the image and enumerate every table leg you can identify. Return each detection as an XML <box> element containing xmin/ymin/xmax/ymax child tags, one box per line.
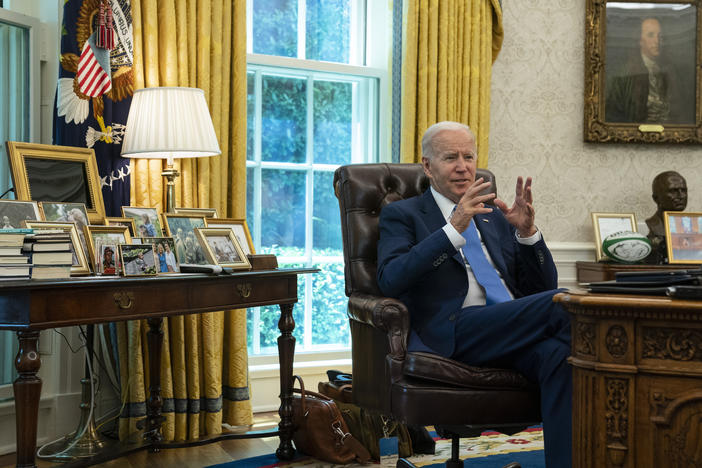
<box><xmin>13</xmin><ymin>330</ymin><xmax>41</xmax><ymax>468</ymax></box>
<box><xmin>145</xmin><ymin>317</ymin><xmax>164</xmax><ymax>450</ymax></box>
<box><xmin>275</xmin><ymin>303</ymin><xmax>296</xmax><ymax>460</ymax></box>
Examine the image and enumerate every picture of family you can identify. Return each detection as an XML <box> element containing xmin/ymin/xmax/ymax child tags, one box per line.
<box><xmin>120</xmin><ymin>244</ymin><xmax>158</xmax><ymax>276</ymax></box>
<box><xmin>141</xmin><ymin>237</ymin><xmax>180</xmax><ymax>273</ymax></box>
<box><xmin>122</xmin><ymin>206</ymin><xmax>164</xmax><ymax>237</ymax></box>
<box><xmin>0</xmin><ymin>200</ymin><xmax>40</xmax><ymax>229</ymax></box>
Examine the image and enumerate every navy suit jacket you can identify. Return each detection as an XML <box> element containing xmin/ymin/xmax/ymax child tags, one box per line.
<box><xmin>377</xmin><ymin>189</ymin><xmax>558</xmax><ymax>357</ymax></box>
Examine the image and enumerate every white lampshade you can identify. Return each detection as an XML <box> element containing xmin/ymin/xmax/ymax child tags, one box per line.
<box><xmin>121</xmin><ymin>87</ymin><xmax>221</xmax><ymax>161</ymax></box>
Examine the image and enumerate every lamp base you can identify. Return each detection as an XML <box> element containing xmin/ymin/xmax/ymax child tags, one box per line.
<box><xmin>162</xmin><ymin>163</ymin><xmax>180</xmax><ymax>213</ymax></box>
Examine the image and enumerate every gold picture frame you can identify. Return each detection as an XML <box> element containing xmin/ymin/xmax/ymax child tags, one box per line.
<box><xmin>591</xmin><ymin>212</ymin><xmax>637</xmax><ymax>261</ymax></box>
<box><xmin>205</xmin><ymin>218</ymin><xmax>255</xmax><ymax>255</ymax></box>
<box><xmin>119</xmin><ymin>244</ymin><xmax>158</xmax><ymax>276</ymax></box>
<box><xmin>83</xmin><ymin>225</ymin><xmax>131</xmax><ymax>275</ymax></box>
<box><xmin>173</xmin><ymin>207</ymin><xmax>219</xmax><ymax>218</ymax></box>
<box><xmin>105</xmin><ymin>217</ymin><xmax>138</xmax><ymax>237</ymax></box>
<box><xmin>22</xmin><ymin>221</ymin><xmax>91</xmax><ymax>275</ymax></box>
<box><xmin>664</xmin><ymin>211</ymin><xmax>702</xmax><ymax>263</ymax></box>
<box><xmin>5</xmin><ymin>142</ymin><xmax>107</xmax><ymax>223</ymax></box>
<box><xmin>194</xmin><ymin>227</ymin><xmax>251</xmax><ymax>270</ymax></box>
<box><xmin>584</xmin><ymin>0</ymin><xmax>702</xmax><ymax>143</ymax></box>
<box><xmin>162</xmin><ymin>213</ymin><xmax>208</xmax><ymax>264</ymax></box>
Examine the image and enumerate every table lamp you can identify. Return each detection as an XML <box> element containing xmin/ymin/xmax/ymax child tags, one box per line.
<box><xmin>121</xmin><ymin>87</ymin><xmax>220</xmax><ymax>212</ymax></box>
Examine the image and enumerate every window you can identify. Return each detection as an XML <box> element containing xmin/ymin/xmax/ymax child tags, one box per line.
<box><xmin>0</xmin><ymin>7</ymin><xmax>40</xmax><ymax>388</ymax></box>
<box><xmin>245</xmin><ymin>0</ymin><xmax>389</xmax><ymax>354</ymax></box>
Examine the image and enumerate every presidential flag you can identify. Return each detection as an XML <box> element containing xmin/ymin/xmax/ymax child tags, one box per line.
<box><xmin>54</xmin><ymin>0</ymin><xmax>133</xmax><ymax>216</ymax></box>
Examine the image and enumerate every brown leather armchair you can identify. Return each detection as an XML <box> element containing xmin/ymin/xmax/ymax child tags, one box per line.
<box><xmin>333</xmin><ymin>163</ymin><xmax>541</xmax><ymax>468</ymax></box>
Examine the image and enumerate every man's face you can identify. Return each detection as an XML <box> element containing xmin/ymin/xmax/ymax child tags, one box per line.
<box><xmin>640</xmin><ymin>18</ymin><xmax>661</xmax><ymax>60</ymax></box>
<box><xmin>422</xmin><ymin>128</ymin><xmax>477</xmax><ymax>203</ymax></box>
<box><xmin>655</xmin><ymin>175</ymin><xmax>687</xmax><ymax>211</ymax></box>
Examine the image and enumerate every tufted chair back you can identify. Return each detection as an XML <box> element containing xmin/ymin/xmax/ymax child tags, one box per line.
<box><xmin>333</xmin><ymin>163</ymin><xmax>541</xmax><ymax>467</ymax></box>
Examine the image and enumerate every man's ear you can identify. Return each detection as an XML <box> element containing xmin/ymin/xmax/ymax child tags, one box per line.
<box><xmin>421</xmin><ymin>157</ymin><xmax>431</xmax><ymax>177</ymax></box>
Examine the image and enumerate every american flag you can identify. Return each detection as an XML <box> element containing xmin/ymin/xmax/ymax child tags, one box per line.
<box><xmin>77</xmin><ymin>33</ymin><xmax>112</xmax><ymax>97</ymax></box>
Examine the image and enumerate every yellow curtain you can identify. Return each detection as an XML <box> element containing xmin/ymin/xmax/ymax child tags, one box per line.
<box><xmin>400</xmin><ymin>0</ymin><xmax>504</xmax><ymax>167</ymax></box>
<box><xmin>117</xmin><ymin>0</ymin><xmax>251</xmax><ymax>441</ymax></box>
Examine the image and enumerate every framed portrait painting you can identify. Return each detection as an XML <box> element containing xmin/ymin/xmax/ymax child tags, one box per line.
<box><xmin>591</xmin><ymin>212</ymin><xmax>637</xmax><ymax>261</ymax></box>
<box><xmin>4</xmin><ymin>141</ymin><xmax>107</xmax><ymax>222</ymax></box>
<box><xmin>664</xmin><ymin>211</ymin><xmax>702</xmax><ymax>263</ymax></box>
<box><xmin>584</xmin><ymin>0</ymin><xmax>702</xmax><ymax>143</ymax></box>
<box><xmin>0</xmin><ymin>200</ymin><xmax>40</xmax><ymax>229</ymax></box>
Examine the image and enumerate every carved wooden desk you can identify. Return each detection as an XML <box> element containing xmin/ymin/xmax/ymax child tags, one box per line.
<box><xmin>0</xmin><ymin>269</ymin><xmax>315</xmax><ymax>468</ymax></box>
<box><xmin>554</xmin><ymin>291</ymin><xmax>702</xmax><ymax>468</ymax></box>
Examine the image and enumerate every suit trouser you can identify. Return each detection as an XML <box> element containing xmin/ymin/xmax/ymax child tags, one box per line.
<box><xmin>450</xmin><ymin>289</ymin><xmax>571</xmax><ymax>468</ymax></box>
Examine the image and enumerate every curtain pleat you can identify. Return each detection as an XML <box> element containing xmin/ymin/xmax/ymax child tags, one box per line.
<box><xmin>117</xmin><ymin>0</ymin><xmax>252</xmax><ymax>442</ymax></box>
<box><xmin>400</xmin><ymin>0</ymin><xmax>503</xmax><ymax>167</ymax></box>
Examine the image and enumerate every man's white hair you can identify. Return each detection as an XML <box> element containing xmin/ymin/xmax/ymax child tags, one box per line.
<box><xmin>421</xmin><ymin>121</ymin><xmax>476</xmax><ymax>159</ymax></box>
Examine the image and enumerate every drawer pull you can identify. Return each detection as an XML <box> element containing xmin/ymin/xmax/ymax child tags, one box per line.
<box><xmin>114</xmin><ymin>291</ymin><xmax>134</xmax><ymax>309</ymax></box>
<box><xmin>237</xmin><ymin>283</ymin><xmax>252</xmax><ymax>298</ymax></box>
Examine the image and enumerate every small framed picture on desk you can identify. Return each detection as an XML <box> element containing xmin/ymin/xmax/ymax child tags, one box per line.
<box><xmin>591</xmin><ymin>212</ymin><xmax>637</xmax><ymax>261</ymax></box>
<box><xmin>664</xmin><ymin>211</ymin><xmax>702</xmax><ymax>264</ymax></box>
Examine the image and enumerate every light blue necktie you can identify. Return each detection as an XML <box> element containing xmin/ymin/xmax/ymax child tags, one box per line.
<box><xmin>461</xmin><ymin>219</ymin><xmax>512</xmax><ymax>305</ymax></box>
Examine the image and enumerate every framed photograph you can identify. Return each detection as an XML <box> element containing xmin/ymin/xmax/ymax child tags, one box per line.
<box><xmin>584</xmin><ymin>0</ymin><xmax>702</xmax><ymax>143</ymax></box>
<box><xmin>140</xmin><ymin>237</ymin><xmax>180</xmax><ymax>273</ymax></box>
<box><xmin>194</xmin><ymin>228</ymin><xmax>251</xmax><ymax>270</ymax></box>
<box><xmin>40</xmin><ymin>201</ymin><xmax>90</xmax><ymax>261</ymax></box>
<box><xmin>173</xmin><ymin>207</ymin><xmax>219</xmax><ymax>218</ymax></box>
<box><xmin>105</xmin><ymin>216</ymin><xmax>138</xmax><ymax>237</ymax></box>
<box><xmin>5</xmin><ymin>141</ymin><xmax>106</xmax><ymax>222</ymax></box>
<box><xmin>23</xmin><ymin>221</ymin><xmax>91</xmax><ymax>275</ymax></box>
<box><xmin>664</xmin><ymin>211</ymin><xmax>702</xmax><ymax>263</ymax></box>
<box><xmin>0</xmin><ymin>200</ymin><xmax>40</xmax><ymax>229</ymax></box>
<box><xmin>205</xmin><ymin>218</ymin><xmax>255</xmax><ymax>256</ymax></box>
<box><xmin>84</xmin><ymin>225</ymin><xmax>131</xmax><ymax>275</ymax></box>
<box><xmin>163</xmin><ymin>214</ymin><xmax>208</xmax><ymax>264</ymax></box>
<box><xmin>591</xmin><ymin>212</ymin><xmax>637</xmax><ymax>261</ymax></box>
<box><xmin>121</xmin><ymin>206</ymin><xmax>164</xmax><ymax>237</ymax></box>
<box><xmin>119</xmin><ymin>244</ymin><xmax>158</xmax><ymax>276</ymax></box>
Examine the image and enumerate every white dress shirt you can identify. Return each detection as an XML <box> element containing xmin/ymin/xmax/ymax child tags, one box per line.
<box><xmin>431</xmin><ymin>187</ymin><xmax>541</xmax><ymax>307</ymax></box>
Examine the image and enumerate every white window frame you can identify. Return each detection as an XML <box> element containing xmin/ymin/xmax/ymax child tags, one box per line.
<box><xmin>0</xmin><ymin>7</ymin><xmax>41</xmax><ymax>400</ymax></box>
<box><xmin>245</xmin><ymin>0</ymin><xmax>391</xmax><ymax>360</ymax></box>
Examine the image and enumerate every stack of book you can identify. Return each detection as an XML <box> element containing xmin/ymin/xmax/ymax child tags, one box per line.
<box><xmin>0</xmin><ymin>228</ymin><xmax>33</xmax><ymax>280</ymax></box>
<box><xmin>23</xmin><ymin>230</ymin><xmax>73</xmax><ymax>280</ymax></box>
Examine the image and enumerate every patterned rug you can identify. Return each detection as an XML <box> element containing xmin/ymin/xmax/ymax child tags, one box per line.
<box><xmin>207</xmin><ymin>426</ymin><xmax>545</xmax><ymax>468</ymax></box>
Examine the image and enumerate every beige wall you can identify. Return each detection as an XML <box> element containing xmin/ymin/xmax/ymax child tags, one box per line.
<box><xmin>488</xmin><ymin>1</ymin><xmax>702</xmax><ymax>244</ymax></box>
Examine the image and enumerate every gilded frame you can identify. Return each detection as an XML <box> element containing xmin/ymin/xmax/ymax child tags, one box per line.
<box><xmin>173</xmin><ymin>207</ymin><xmax>219</xmax><ymax>218</ymax></box>
<box><xmin>194</xmin><ymin>227</ymin><xmax>251</xmax><ymax>270</ymax></box>
<box><xmin>205</xmin><ymin>218</ymin><xmax>255</xmax><ymax>255</ymax></box>
<box><xmin>105</xmin><ymin>216</ymin><xmax>138</xmax><ymax>237</ymax></box>
<box><xmin>664</xmin><ymin>210</ymin><xmax>702</xmax><ymax>263</ymax></box>
<box><xmin>591</xmin><ymin>212</ymin><xmax>637</xmax><ymax>261</ymax></box>
<box><xmin>83</xmin><ymin>225</ymin><xmax>131</xmax><ymax>275</ymax></box>
<box><xmin>584</xmin><ymin>0</ymin><xmax>702</xmax><ymax>143</ymax></box>
<box><xmin>5</xmin><ymin>142</ymin><xmax>107</xmax><ymax>223</ymax></box>
<box><xmin>22</xmin><ymin>221</ymin><xmax>91</xmax><ymax>275</ymax></box>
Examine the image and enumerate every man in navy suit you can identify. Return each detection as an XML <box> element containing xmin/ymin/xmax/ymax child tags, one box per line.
<box><xmin>377</xmin><ymin>121</ymin><xmax>571</xmax><ymax>467</ymax></box>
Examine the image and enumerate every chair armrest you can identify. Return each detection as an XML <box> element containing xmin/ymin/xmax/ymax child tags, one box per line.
<box><xmin>348</xmin><ymin>293</ymin><xmax>409</xmax><ymax>358</ymax></box>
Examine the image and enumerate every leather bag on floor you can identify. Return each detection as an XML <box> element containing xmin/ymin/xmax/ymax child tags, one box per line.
<box><xmin>292</xmin><ymin>375</ymin><xmax>371</xmax><ymax>464</ymax></box>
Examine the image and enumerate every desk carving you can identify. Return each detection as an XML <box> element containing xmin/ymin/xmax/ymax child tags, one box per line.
<box><xmin>555</xmin><ymin>292</ymin><xmax>702</xmax><ymax>467</ymax></box>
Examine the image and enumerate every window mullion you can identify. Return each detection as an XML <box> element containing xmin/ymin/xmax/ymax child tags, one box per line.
<box><xmin>303</xmin><ymin>73</ymin><xmax>314</xmax><ymax>350</ymax></box>
<box><xmin>297</xmin><ymin>0</ymin><xmax>306</xmax><ymax>60</ymax></box>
